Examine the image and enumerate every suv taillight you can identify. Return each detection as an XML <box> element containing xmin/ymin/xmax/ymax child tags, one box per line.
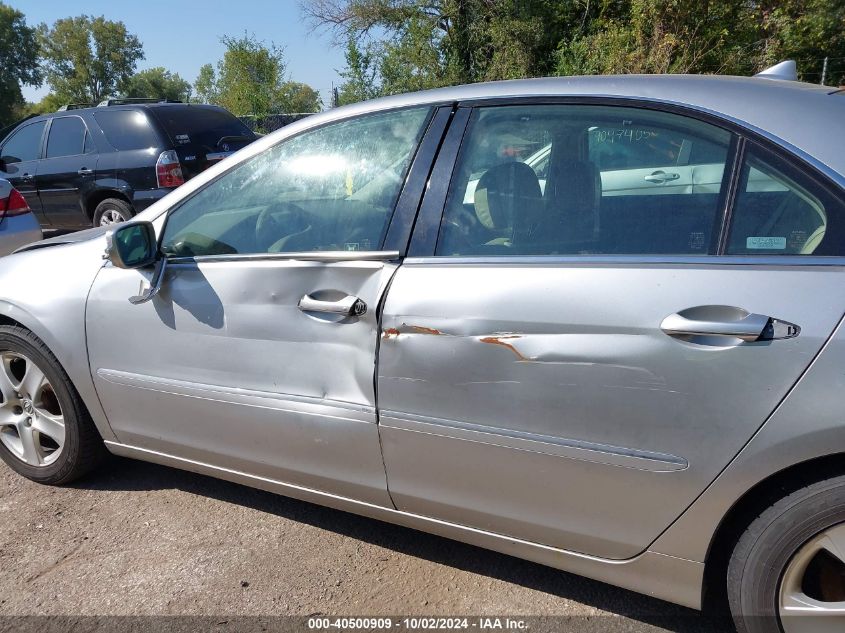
<box><xmin>156</xmin><ymin>150</ymin><xmax>185</xmax><ymax>188</ymax></box>
<box><xmin>1</xmin><ymin>188</ymin><xmax>31</xmax><ymax>217</ymax></box>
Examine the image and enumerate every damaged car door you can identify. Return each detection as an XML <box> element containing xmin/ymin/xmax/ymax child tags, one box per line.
<box><xmin>377</xmin><ymin>102</ymin><xmax>845</xmax><ymax>560</ymax></box>
<box><xmin>85</xmin><ymin>106</ymin><xmax>434</xmax><ymax>505</ymax></box>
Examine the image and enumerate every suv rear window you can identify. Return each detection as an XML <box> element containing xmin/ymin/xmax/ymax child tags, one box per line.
<box><xmin>151</xmin><ymin>107</ymin><xmax>255</xmax><ymax>152</ymax></box>
<box><xmin>94</xmin><ymin>110</ymin><xmax>160</xmax><ymax>150</ymax></box>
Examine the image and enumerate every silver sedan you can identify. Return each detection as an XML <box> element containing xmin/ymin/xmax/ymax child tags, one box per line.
<box><xmin>0</xmin><ymin>69</ymin><xmax>844</xmax><ymax>633</ymax></box>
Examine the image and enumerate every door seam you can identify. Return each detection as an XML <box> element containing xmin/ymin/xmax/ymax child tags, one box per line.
<box><xmin>373</xmin><ymin>264</ymin><xmax>403</xmax><ymax>510</ymax></box>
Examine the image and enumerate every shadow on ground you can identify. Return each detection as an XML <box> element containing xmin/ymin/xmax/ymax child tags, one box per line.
<box><xmin>74</xmin><ymin>457</ymin><xmax>733</xmax><ymax>633</ymax></box>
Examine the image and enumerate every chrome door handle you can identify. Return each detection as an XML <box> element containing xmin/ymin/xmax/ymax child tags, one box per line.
<box><xmin>20</xmin><ymin>173</ymin><xmax>34</xmax><ymax>182</ymax></box>
<box><xmin>77</xmin><ymin>167</ymin><xmax>94</xmax><ymax>175</ymax></box>
<box><xmin>644</xmin><ymin>171</ymin><xmax>680</xmax><ymax>184</ymax></box>
<box><xmin>298</xmin><ymin>294</ymin><xmax>367</xmax><ymax>317</ymax></box>
<box><xmin>660</xmin><ymin>312</ymin><xmax>771</xmax><ymax>341</ymax></box>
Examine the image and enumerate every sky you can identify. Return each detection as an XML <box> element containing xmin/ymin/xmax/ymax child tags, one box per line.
<box><xmin>9</xmin><ymin>0</ymin><xmax>346</xmax><ymax>107</ymax></box>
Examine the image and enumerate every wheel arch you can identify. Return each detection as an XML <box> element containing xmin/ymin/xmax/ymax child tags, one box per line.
<box><xmin>84</xmin><ymin>189</ymin><xmax>133</xmax><ymax>222</ymax></box>
<box><xmin>702</xmin><ymin>453</ymin><xmax>845</xmax><ymax>612</ymax></box>
<box><xmin>0</xmin><ymin>300</ymin><xmax>116</xmax><ymax>444</ymax></box>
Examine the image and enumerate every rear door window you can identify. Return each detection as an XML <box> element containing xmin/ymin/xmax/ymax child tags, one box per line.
<box><xmin>46</xmin><ymin>117</ymin><xmax>87</xmax><ymax>158</ymax></box>
<box><xmin>1</xmin><ymin>121</ymin><xmax>46</xmax><ymax>163</ymax></box>
<box><xmin>151</xmin><ymin>107</ymin><xmax>255</xmax><ymax>153</ymax></box>
<box><xmin>93</xmin><ymin>110</ymin><xmax>160</xmax><ymax>150</ymax></box>
<box><xmin>436</xmin><ymin>104</ymin><xmax>732</xmax><ymax>256</ymax></box>
<box><xmin>726</xmin><ymin>143</ymin><xmax>845</xmax><ymax>255</ymax></box>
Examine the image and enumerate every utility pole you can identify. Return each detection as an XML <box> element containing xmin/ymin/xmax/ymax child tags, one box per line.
<box><xmin>821</xmin><ymin>56</ymin><xmax>829</xmax><ymax>86</ymax></box>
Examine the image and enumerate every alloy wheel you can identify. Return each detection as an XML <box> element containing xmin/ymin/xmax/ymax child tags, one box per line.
<box><xmin>779</xmin><ymin>522</ymin><xmax>845</xmax><ymax>632</ymax></box>
<box><xmin>0</xmin><ymin>351</ymin><xmax>65</xmax><ymax>467</ymax></box>
<box><xmin>99</xmin><ymin>208</ymin><xmax>126</xmax><ymax>226</ymax></box>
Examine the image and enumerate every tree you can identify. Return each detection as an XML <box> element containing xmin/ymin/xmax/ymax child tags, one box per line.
<box><xmin>302</xmin><ymin>0</ymin><xmax>593</xmax><ymax>90</ymax></box>
<box><xmin>214</xmin><ymin>34</ymin><xmax>289</xmax><ymax>115</ymax></box>
<box><xmin>195</xmin><ymin>35</ymin><xmax>323</xmax><ymax>114</ymax></box>
<box><xmin>38</xmin><ymin>15</ymin><xmax>144</xmax><ymax>104</ymax></box>
<box><xmin>753</xmin><ymin>0</ymin><xmax>845</xmax><ymax>85</ymax></box>
<box><xmin>278</xmin><ymin>81</ymin><xmax>323</xmax><ymax>112</ymax></box>
<box><xmin>194</xmin><ymin>63</ymin><xmax>218</xmax><ymax>104</ymax></box>
<box><xmin>336</xmin><ymin>38</ymin><xmax>379</xmax><ymax>105</ymax></box>
<box><xmin>0</xmin><ymin>3</ymin><xmax>41</xmax><ymax>126</ymax></box>
<box><xmin>121</xmin><ymin>67</ymin><xmax>192</xmax><ymax>101</ymax></box>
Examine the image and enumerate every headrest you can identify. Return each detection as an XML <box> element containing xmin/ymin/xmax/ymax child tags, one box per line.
<box><xmin>474</xmin><ymin>162</ymin><xmax>542</xmax><ymax>231</ymax></box>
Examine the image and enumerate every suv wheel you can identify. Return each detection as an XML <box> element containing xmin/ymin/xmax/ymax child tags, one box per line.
<box><xmin>0</xmin><ymin>326</ymin><xmax>105</xmax><ymax>484</ymax></box>
<box><xmin>94</xmin><ymin>198</ymin><xmax>134</xmax><ymax>226</ymax></box>
<box><xmin>728</xmin><ymin>475</ymin><xmax>845</xmax><ymax>633</ymax></box>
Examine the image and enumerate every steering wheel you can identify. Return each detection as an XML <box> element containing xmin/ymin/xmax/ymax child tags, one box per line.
<box><xmin>255</xmin><ymin>201</ymin><xmax>309</xmax><ymax>253</ymax></box>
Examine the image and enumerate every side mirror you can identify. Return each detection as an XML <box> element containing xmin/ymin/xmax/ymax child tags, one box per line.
<box><xmin>105</xmin><ymin>221</ymin><xmax>158</xmax><ymax>269</ymax></box>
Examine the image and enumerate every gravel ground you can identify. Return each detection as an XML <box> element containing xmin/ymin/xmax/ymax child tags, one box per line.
<box><xmin>0</xmin><ymin>456</ymin><xmax>731</xmax><ymax>632</ymax></box>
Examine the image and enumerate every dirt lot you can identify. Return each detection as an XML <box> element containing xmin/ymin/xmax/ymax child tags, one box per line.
<box><xmin>0</xmin><ymin>456</ymin><xmax>729</xmax><ymax>632</ymax></box>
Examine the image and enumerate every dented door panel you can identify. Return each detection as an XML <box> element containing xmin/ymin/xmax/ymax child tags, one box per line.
<box><xmin>87</xmin><ymin>258</ymin><xmax>397</xmax><ymax>505</ymax></box>
<box><xmin>377</xmin><ymin>260</ymin><xmax>844</xmax><ymax>559</ymax></box>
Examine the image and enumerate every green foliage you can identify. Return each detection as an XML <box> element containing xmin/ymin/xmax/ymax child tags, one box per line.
<box><xmin>278</xmin><ymin>81</ymin><xmax>323</xmax><ymax>112</ymax></box>
<box><xmin>195</xmin><ymin>34</ymin><xmax>322</xmax><ymax>115</ymax></box>
<box><xmin>194</xmin><ymin>63</ymin><xmax>218</xmax><ymax>104</ymax></box>
<box><xmin>214</xmin><ymin>34</ymin><xmax>288</xmax><ymax>116</ymax></box>
<box><xmin>379</xmin><ymin>15</ymin><xmax>452</xmax><ymax>94</ymax></box>
<box><xmin>555</xmin><ymin>0</ymin><xmax>844</xmax><ymax>83</ymax></box>
<box><xmin>756</xmin><ymin>0</ymin><xmax>845</xmax><ymax>84</ymax></box>
<box><xmin>310</xmin><ymin>0</ymin><xmax>845</xmax><ymax>98</ymax></box>
<box><xmin>336</xmin><ymin>39</ymin><xmax>379</xmax><ymax>105</ymax></box>
<box><xmin>0</xmin><ymin>2</ymin><xmax>41</xmax><ymax>127</ymax></box>
<box><xmin>38</xmin><ymin>15</ymin><xmax>144</xmax><ymax>104</ymax></box>
<box><xmin>121</xmin><ymin>67</ymin><xmax>192</xmax><ymax>102</ymax></box>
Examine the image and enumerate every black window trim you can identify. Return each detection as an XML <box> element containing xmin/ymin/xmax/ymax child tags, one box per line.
<box><xmin>43</xmin><ymin>115</ymin><xmax>92</xmax><ymax>161</ymax></box>
<box><xmin>406</xmin><ymin>95</ymin><xmax>845</xmax><ymax>265</ymax></box>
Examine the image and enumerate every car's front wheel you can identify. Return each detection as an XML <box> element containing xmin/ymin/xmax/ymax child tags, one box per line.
<box><xmin>93</xmin><ymin>198</ymin><xmax>135</xmax><ymax>227</ymax></box>
<box><xmin>728</xmin><ymin>475</ymin><xmax>845</xmax><ymax>633</ymax></box>
<box><xmin>0</xmin><ymin>325</ymin><xmax>105</xmax><ymax>484</ymax></box>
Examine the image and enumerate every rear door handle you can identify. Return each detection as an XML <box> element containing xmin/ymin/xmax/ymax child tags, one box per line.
<box><xmin>298</xmin><ymin>294</ymin><xmax>367</xmax><ymax>317</ymax></box>
<box><xmin>644</xmin><ymin>170</ymin><xmax>680</xmax><ymax>184</ymax></box>
<box><xmin>77</xmin><ymin>168</ymin><xmax>93</xmax><ymax>175</ymax></box>
<box><xmin>660</xmin><ymin>312</ymin><xmax>800</xmax><ymax>342</ymax></box>
<box><xmin>21</xmin><ymin>173</ymin><xmax>34</xmax><ymax>182</ymax></box>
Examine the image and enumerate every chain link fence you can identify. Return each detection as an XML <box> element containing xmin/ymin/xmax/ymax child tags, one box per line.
<box><xmin>238</xmin><ymin>113</ymin><xmax>316</xmax><ymax>134</ymax></box>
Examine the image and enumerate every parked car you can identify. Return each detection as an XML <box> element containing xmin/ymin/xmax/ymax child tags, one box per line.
<box><xmin>0</xmin><ymin>99</ymin><xmax>257</xmax><ymax>229</ymax></box>
<box><xmin>0</xmin><ymin>178</ymin><xmax>41</xmax><ymax>256</ymax></box>
<box><xmin>0</xmin><ymin>68</ymin><xmax>844</xmax><ymax>633</ymax></box>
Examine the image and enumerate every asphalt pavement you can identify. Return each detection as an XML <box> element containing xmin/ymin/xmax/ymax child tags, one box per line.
<box><xmin>0</xmin><ymin>456</ymin><xmax>732</xmax><ymax>632</ymax></box>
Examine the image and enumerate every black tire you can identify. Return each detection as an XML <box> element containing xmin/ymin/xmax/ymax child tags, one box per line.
<box><xmin>727</xmin><ymin>474</ymin><xmax>845</xmax><ymax>633</ymax></box>
<box><xmin>0</xmin><ymin>325</ymin><xmax>105</xmax><ymax>484</ymax></box>
<box><xmin>93</xmin><ymin>197</ymin><xmax>135</xmax><ymax>227</ymax></box>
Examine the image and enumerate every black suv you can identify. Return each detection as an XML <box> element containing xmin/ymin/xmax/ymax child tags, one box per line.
<box><xmin>0</xmin><ymin>100</ymin><xmax>257</xmax><ymax>228</ymax></box>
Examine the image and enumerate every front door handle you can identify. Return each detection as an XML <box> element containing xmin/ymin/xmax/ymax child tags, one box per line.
<box><xmin>660</xmin><ymin>312</ymin><xmax>799</xmax><ymax>342</ymax></box>
<box><xmin>644</xmin><ymin>170</ymin><xmax>680</xmax><ymax>184</ymax></box>
<box><xmin>20</xmin><ymin>173</ymin><xmax>34</xmax><ymax>182</ymax></box>
<box><xmin>298</xmin><ymin>294</ymin><xmax>367</xmax><ymax>317</ymax></box>
<box><xmin>77</xmin><ymin>167</ymin><xmax>94</xmax><ymax>175</ymax></box>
